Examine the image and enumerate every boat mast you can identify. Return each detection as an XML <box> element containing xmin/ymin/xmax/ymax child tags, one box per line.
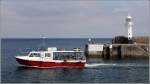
<box><xmin>41</xmin><ymin>34</ymin><xmax>46</xmax><ymax>51</ymax></box>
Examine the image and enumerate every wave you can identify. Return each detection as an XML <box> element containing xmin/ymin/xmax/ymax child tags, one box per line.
<box><xmin>85</xmin><ymin>63</ymin><xmax>116</xmax><ymax>68</ymax></box>
<box><xmin>85</xmin><ymin>63</ymin><xmax>149</xmax><ymax>68</ymax></box>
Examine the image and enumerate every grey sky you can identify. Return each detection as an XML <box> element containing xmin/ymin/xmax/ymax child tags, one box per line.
<box><xmin>0</xmin><ymin>0</ymin><xmax>149</xmax><ymax>38</ymax></box>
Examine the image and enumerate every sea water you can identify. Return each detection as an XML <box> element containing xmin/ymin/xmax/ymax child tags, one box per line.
<box><xmin>1</xmin><ymin>38</ymin><xmax>149</xmax><ymax>83</ymax></box>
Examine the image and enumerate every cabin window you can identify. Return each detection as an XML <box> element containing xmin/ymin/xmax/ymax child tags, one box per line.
<box><xmin>45</xmin><ymin>53</ymin><xmax>51</xmax><ymax>57</ymax></box>
<box><xmin>53</xmin><ymin>52</ymin><xmax>61</xmax><ymax>60</ymax></box>
<box><xmin>53</xmin><ymin>52</ymin><xmax>84</xmax><ymax>60</ymax></box>
<box><xmin>29</xmin><ymin>53</ymin><xmax>41</xmax><ymax>57</ymax></box>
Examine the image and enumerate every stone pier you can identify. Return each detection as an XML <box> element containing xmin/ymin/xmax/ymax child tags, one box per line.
<box><xmin>85</xmin><ymin>44</ymin><xmax>149</xmax><ymax>59</ymax></box>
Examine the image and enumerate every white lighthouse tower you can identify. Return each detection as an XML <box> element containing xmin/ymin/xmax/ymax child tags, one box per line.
<box><xmin>126</xmin><ymin>14</ymin><xmax>133</xmax><ymax>41</ymax></box>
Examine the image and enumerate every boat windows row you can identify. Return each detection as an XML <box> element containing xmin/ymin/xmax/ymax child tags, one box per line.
<box><xmin>53</xmin><ymin>52</ymin><xmax>85</xmax><ymax>60</ymax></box>
<box><xmin>29</xmin><ymin>52</ymin><xmax>84</xmax><ymax>58</ymax></box>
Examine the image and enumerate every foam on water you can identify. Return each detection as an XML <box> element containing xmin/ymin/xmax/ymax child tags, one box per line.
<box><xmin>85</xmin><ymin>63</ymin><xmax>117</xmax><ymax>68</ymax></box>
<box><xmin>85</xmin><ymin>63</ymin><xmax>148</xmax><ymax>68</ymax></box>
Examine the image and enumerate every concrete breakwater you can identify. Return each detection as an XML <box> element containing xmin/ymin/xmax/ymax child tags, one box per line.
<box><xmin>85</xmin><ymin>44</ymin><xmax>149</xmax><ymax>59</ymax></box>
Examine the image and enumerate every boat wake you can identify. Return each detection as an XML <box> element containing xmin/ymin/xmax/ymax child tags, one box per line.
<box><xmin>85</xmin><ymin>63</ymin><xmax>116</xmax><ymax>68</ymax></box>
<box><xmin>85</xmin><ymin>63</ymin><xmax>148</xmax><ymax>68</ymax></box>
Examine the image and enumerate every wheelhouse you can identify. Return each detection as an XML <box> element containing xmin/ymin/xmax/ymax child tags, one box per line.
<box><xmin>28</xmin><ymin>52</ymin><xmax>52</xmax><ymax>57</ymax></box>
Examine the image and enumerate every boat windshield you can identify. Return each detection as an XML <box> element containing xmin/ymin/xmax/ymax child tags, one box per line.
<box><xmin>29</xmin><ymin>53</ymin><xmax>41</xmax><ymax>57</ymax></box>
<box><xmin>53</xmin><ymin>52</ymin><xmax>85</xmax><ymax>60</ymax></box>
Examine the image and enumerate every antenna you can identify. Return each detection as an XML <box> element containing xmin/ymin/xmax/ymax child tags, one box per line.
<box><xmin>41</xmin><ymin>34</ymin><xmax>46</xmax><ymax>50</ymax></box>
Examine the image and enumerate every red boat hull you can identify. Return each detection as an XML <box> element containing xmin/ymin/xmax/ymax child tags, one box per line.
<box><xmin>16</xmin><ymin>58</ymin><xmax>85</xmax><ymax>68</ymax></box>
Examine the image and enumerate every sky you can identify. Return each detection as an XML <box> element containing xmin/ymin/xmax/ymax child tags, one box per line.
<box><xmin>0</xmin><ymin>0</ymin><xmax>149</xmax><ymax>38</ymax></box>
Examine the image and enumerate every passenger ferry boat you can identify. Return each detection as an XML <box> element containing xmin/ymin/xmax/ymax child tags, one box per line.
<box><xmin>15</xmin><ymin>47</ymin><xmax>86</xmax><ymax>68</ymax></box>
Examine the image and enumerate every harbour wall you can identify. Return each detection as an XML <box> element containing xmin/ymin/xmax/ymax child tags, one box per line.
<box><xmin>85</xmin><ymin>44</ymin><xmax>149</xmax><ymax>59</ymax></box>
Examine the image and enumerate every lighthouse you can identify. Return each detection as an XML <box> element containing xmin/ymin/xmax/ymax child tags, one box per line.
<box><xmin>126</xmin><ymin>14</ymin><xmax>133</xmax><ymax>42</ymax></box>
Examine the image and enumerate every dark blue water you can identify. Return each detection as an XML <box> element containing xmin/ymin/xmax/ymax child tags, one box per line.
<box><xmin>1</xmin><ymin>38</ymin><xmax>149</xmax><ymax>83</ymax></box>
